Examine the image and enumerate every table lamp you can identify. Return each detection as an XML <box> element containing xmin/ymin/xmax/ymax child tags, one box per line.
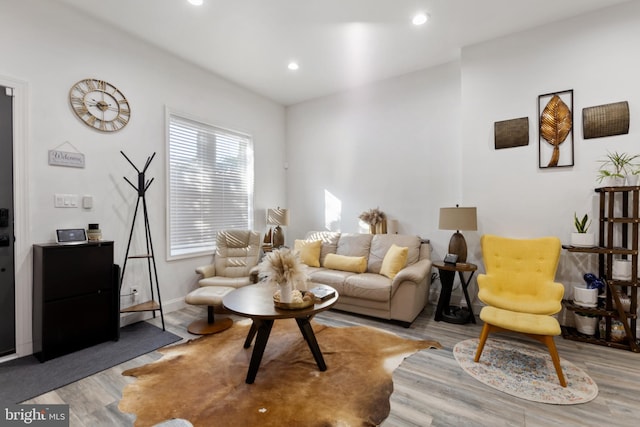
<box><xmin>267</xmin><ymin>207</ymin><xmax>289</xmax><ymax>248</ymax></box>
<box><xmin>438</xmin><ymin>205</ymin><xmax>477</xmax><ymax>263</ymax></box>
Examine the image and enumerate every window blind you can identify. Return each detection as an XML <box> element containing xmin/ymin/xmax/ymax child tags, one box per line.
<box><xmin>167</xmin><ymin>113</ymin><xmax>254</xmax><ymax>258</ymax></box>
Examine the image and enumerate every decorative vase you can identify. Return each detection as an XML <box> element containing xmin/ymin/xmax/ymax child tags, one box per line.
<box><xmin>610</xmin><ymin>319</ymin><xmax>627</xmax><ymax>342</ymax></box>
<box><xmin>615</xmin><ymin>291</ymin><xmax>631</xmax><ymax>312</ymax></box>
<box><xmin>573</xmin><ymin>285</ymin><xmax>598</xmax><ymax>308</ymax></box>
<box><xmin>570</xmin><ymin>232</ymin><xmax>595</xmax><ymax>247</ymax></box>
<box><xmin>612</xmin><ymin>259</ymin><xmax>632</xmax><ymax>280</ymax></box>
<box><xmin>603</xmin><ymin>176</ymin><xmax>625</xmax><ymax>187</ymax></box>
<box><xmin>369</xmin><ymin>220</ymin><xmax>388</xmax><ymax>234</ymax></box>
<box><xmin>277</xmin><ymin>281</ymin><xmax>294</xmax><ymax>303</ymax></box>
<box><xmin>574</xmin><ymin>312</ymin><xmax>598</xmax><ymax>335</ymax></box>
<box><xmin>87</xmin><ymin>223</ymin><xmax>102</xmax><ymax>241</ymax></box>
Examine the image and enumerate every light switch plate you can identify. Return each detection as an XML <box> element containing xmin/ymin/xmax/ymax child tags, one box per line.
<box><xmin>54</xmin><ymin>193</ymin><xmax>78</xmax><ymax>208</ymax></box>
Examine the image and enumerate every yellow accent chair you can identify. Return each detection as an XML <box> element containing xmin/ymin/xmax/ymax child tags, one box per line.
<box><xmin>187</xmin><ymin>229</ymin><xmax>261</xmax><ymax>335</ymax></box>
<box><xmin>474</xmin><ymin>234</ymin><xmax>567</xmax><ymax>387</ymax></box>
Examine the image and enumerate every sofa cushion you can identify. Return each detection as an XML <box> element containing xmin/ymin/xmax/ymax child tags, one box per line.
<box><xmin>323</xmin><ymin>253</ymin><xmax>367</xmax><ymax>273</ymax></box>
<box><xmin>380</xmin><ymin>244</ymin><xmax>409</xmax><ymax>279</ymax></box>
<box><xmin>306</xmin><ymin>268</ymin><xmax>352</xmax><ymax>294</ymax></box>
<box><xmin>336</xmin><ymin>233</ymin><xmax>373</xmax><ymax>258</ymax></box>
<box><xmin>305</xmin><ymin>231</ymin><xmax>341</xmax><ymax>264</ymax></box>
<box><xmin>368</xmin><ymin>234</ymin><xmax>421</xmax><ymax>274</ymax></box>
<box><xmin>294</xmin><ymin>239</ymin><xmax>322</xmax><ymax>267</ymax></box>
<box><xmin>343</xmin><ymin>273</ymin><xmax>392</xmax><ymax>302</ymax></box>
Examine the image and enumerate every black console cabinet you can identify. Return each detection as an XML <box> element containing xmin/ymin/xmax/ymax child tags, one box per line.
<box><xmin>33</xmin><ymin>241</ymin><xmax>119</xmax><ymax>362</ymax></box>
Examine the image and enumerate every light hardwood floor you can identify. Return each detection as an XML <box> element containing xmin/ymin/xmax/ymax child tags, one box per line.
<box><xmin>25</xmin><ymin>304</ymin><xmax>640</xmax><ymax>427</ymax></box>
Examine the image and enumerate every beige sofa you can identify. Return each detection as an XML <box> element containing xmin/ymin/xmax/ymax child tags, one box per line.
<box><xmin>298</xmin><ymin>231</ymin><xmax>432</xmax><ymax>326</ymax></box>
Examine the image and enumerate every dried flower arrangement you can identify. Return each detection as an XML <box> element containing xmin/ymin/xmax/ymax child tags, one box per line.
<box><xmin>358</xmin><ymin>208</ymin><xmax>386</xmax><ymax>225</ymax></box>
<box><xmin>258</xmin><ymin>247</ymin><xmax>307</xmax><ymax>289</ymax></box>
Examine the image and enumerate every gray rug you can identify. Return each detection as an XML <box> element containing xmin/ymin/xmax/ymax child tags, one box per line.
<box><xmin>454</xmin><ymin>338</ymin><xmax>598</xmax><ymax>404</ymax></box>
<box><xmin>0</xmin><ymin>321</ymin><xmax>181</xmax><ymax>404</ymax></box>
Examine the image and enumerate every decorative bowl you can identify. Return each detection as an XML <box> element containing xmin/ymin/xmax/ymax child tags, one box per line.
<box><xmin>273</xmin><ymin>298</ymin><xmax>314</xmax><ymax>310</ymax></box>
<box><xmin>273</xmin><ymin>290</ymin><xmax>315</xmax><ymax>310</ymax></box>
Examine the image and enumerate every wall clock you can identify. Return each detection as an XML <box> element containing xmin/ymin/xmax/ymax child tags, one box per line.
<box><xmin>69</xmin><ymin>78</ymin><xmax>131</xmax><ymax>132</ymax></box>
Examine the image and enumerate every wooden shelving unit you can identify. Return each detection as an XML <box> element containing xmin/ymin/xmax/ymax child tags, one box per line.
<box><xmin>562</xmin><ymin>185</ymin><xmax>639</xmax><ymax>352</ymax></box>
<box><xmin>120</xmin><ymin>299</ymin><xmax>161</xmax><ymax>313</ymax></box>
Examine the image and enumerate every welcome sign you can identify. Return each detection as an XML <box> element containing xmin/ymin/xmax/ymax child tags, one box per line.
<box><xmin>48</xmin><ymin>150</ymin><xmax>85</xmax><ymax>168</ymax></box>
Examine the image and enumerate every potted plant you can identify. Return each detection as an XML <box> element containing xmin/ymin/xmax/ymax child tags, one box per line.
<box><xmin>359</xmin><ymin>208</ymin><xmax>387</xmax><ymax>234</ymax></box>
<box><xmin>571</xmin><ymin>213</ymin><xmax>595</xmax><ymax>247</ymax></box>
<box><xmin>574</xmin><ymin>312</ymin><xmax>598</xmax><ymax>335</ymax></box>
<box><xmin>631</xmin><ymin>166</ymin><xmax>640</xmax><ymax>187</ymax></box>
<box><xmin>258</xmin><ymin>248</ymin><xmax>307</xmax><ymax>303</ymax></box>
<box><xmin>597</xmin><ymin>151</ymin><xmax>638</xmax><ymax>186</ymax></box>
<box><xmin>573</xmin><ymin>273</ymin><xmax>599</xmax><ymax>307</ymax></box>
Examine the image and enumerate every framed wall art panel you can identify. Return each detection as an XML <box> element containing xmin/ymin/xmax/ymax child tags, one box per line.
<box><xmin>538</xmin><ymin>89</ymin><xmax>574</xmax><ymax>168</ymax></box>
<box><xmin>583</xmin><ymin>101</ymin><xmax>629</xmax><ymax>139</ymax></box>
<box><xmin>494</xmin><ymin>117</ymin><xmax>529</xmax><ymax>149</ymax></box>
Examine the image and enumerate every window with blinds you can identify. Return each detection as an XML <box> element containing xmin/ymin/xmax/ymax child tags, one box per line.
<box><xmin>167</xmin><ymin>112</ymin><xmax>254</xmax><ymax>259</ymax></box>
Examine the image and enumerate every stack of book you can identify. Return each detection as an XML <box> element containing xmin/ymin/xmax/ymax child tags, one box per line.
<box><xmin>308</xmin><ymin>286</ymin><xmax>336</xmax><ymax>301</ymax></box>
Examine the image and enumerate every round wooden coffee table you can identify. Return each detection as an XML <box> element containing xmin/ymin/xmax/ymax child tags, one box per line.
<box><xmin>223</xmin><ymin>283</ymin><xmax>338</xmax><ymax>384</ymax></box>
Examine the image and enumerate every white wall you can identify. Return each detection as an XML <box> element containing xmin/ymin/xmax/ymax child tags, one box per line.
<box><xmin>461</xmin><ymin>1</ymin><xmax>640</xmax><ymax>299</ymax></box>
<box><xmin>285</xmin><ymin>1</ymin><xmax>640</xmax><ymax>314</ymax></box>
<box><xmin>285</xmin><ymin>60</ymin><xmax>462</xmax><ymax>261</ymax></box>
<box><xmin>1</xmin><ymin>0</ymin><xmax>286</xmax><ymax>356</ymax></box>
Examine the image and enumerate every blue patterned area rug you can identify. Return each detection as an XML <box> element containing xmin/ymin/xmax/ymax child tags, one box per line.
<box><xmin>453</xmin><ymin>338</ymin><xmax>598</xmax><ymax>404</ymax></box>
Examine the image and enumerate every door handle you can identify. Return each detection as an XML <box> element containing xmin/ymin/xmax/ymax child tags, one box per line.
<box><xmin>0</xmin><ymin>208</ymin><xmax>8</xmax><ymax>227</ymax></box>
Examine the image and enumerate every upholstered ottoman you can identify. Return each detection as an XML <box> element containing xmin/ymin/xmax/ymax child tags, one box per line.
<box><xmin>185</xmin><ymin>286</ymin><xmax>235</xmax><ymax>335</ymax></box>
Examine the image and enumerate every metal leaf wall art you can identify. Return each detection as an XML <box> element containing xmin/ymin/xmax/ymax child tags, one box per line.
<box><xmin>538</xmin><ymin>90</ymin><xmax>574</xmax><ymax>168</ymax></box>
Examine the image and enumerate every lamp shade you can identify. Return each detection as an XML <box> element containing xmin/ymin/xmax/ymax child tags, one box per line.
<box><xmin>267</xmin><ymin>208</ymin><xmax>289</xmax><ymax>226</ymax></box>
<box><xmin>439</xmin><ymin>207</ymin><xmax>477</xmax><ymax>231</ymax></box>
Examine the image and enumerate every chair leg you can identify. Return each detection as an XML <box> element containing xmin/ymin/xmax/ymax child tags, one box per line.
<box><xmin>474</xmin><ymin>322</ymin><xmax>492</xmax><ymax>362</ymax></box>
<box><xmin>542</xmin><ymin>335</ymin><xmax>567</xmax><ymax>387</ymax></box>
<box><xmin>473</xmin><ymin>322</ymin><xmax>567</xmax><ymax>387</ymax></box>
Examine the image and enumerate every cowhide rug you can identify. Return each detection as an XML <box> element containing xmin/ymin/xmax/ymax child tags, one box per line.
<box><xmin>119</xmin><ymin>319</ymin><xmax>441</xmax><ymax>427</ymax></box>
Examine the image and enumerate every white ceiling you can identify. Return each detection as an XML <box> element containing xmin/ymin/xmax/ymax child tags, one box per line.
<box><xmin>55</xmin><ymin>0</ymin><xmax>630</xmax><ymax>105</ymax></box>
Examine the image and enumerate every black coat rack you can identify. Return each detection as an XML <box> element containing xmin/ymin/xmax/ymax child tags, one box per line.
<box><xmin>119</xmin><ymin>151</ymin><xmax>165</xmax><ymax>330</ymax></box>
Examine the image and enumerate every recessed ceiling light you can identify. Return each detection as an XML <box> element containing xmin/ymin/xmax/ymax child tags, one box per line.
<box><xmin>412</xmin><ymin>13</ymin><xmax>429</xmax><ymax>26</ymax></box>
<box><xmin>288</xmin><ymin>62</ymin><xmax>299</xmax><ymax>71</ymax></box>
<box><xmin>188</xmin><ymin>0</ymin><xmax>203</xmax><ymax>6</ymax></box>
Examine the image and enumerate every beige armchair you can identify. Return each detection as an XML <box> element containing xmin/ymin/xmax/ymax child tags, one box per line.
<box><xmin>186</xmin><ymin>230</ymin><xmax>261</xmax><ymax>335</ymax></box>
<box><xmin>196</xmin><ymin>229</ymin><xmax>262</xmax><ymax>288</ymax></box>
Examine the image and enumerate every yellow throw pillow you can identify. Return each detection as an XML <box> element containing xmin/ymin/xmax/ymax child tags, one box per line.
<box><xmin>294</xmin><ymin>239</ymin><xmax>322</xmax><ymax>267</ymax></box>
<box><xmin>380</xmin><ymin>244</ymin><xmax>409</xmax><ymax>279</ymax></box>
<box><xmin>324</xmin><ymin>253</ymin><xmax>367</xmax><ymax>273</ymax></box>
